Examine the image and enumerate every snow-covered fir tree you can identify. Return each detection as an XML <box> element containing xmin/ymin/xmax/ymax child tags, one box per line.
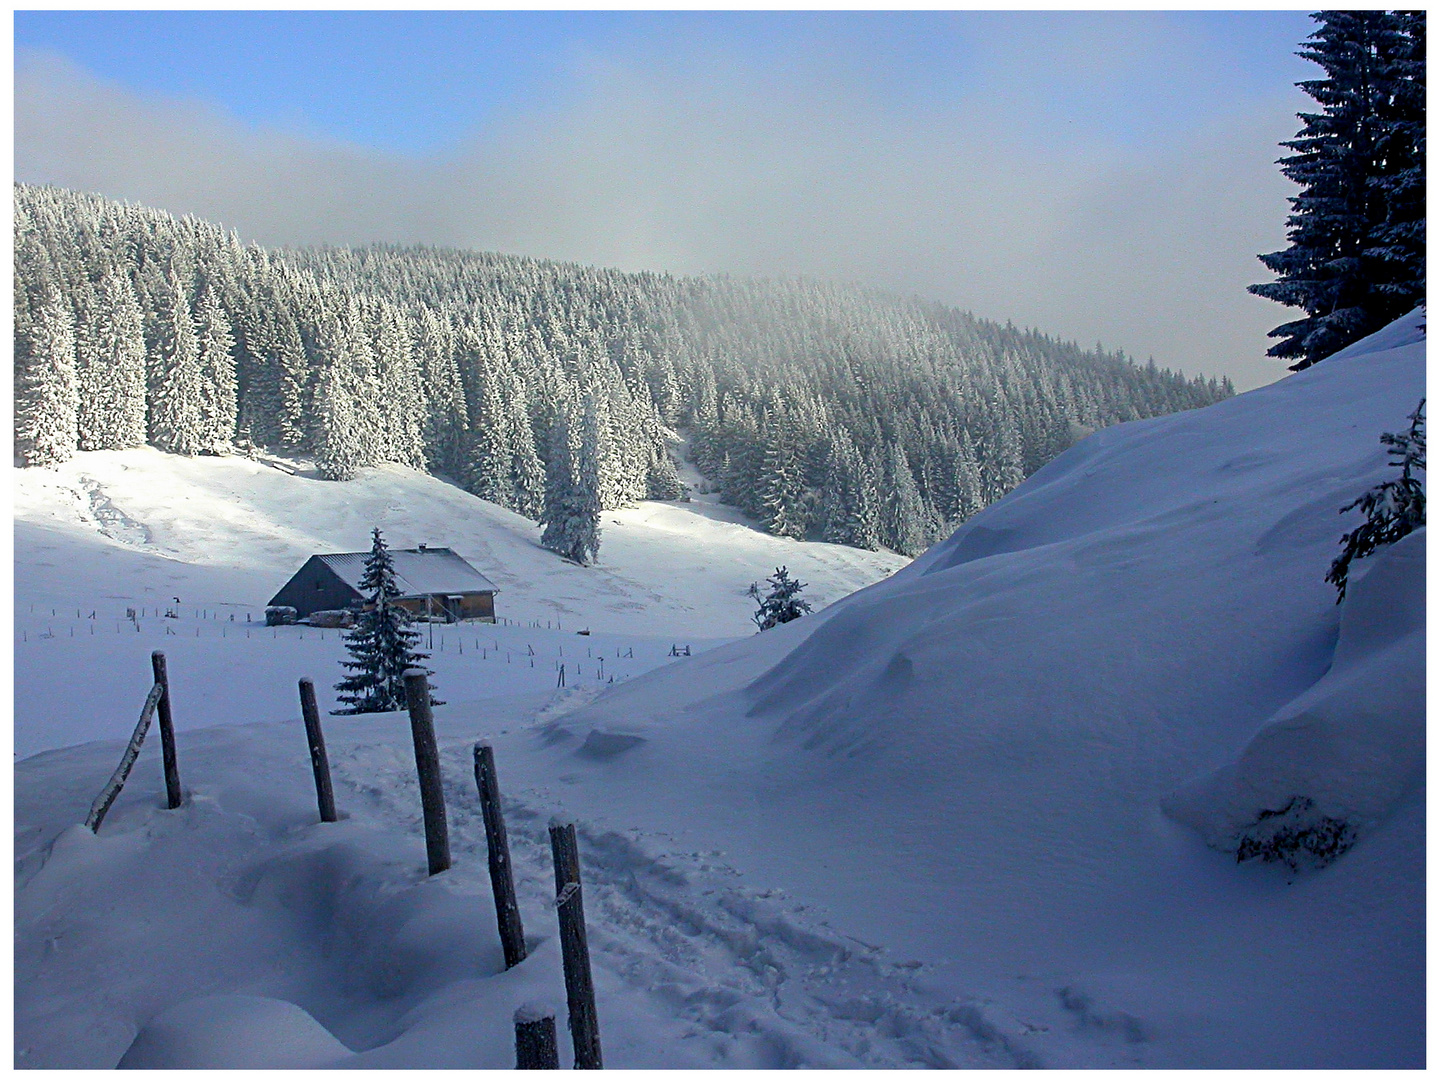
<box><xmin>14</xmin><ymin>282</ymin><xmax>80</xmax><ymax>466</ymax></box>
<box><xmin>147</xmin><ymin>268</ymin><xmax>205</xmax><ymax>456</ymax></box>
<box><xmin>747</xmin><ymin>566</ymin><xmax>813</xmax><ymax>631</ymax></box>
<box><xmin>74</xmin><ymin>271</ymin><xmax>147</xmax><ymax>451</ymax></box>
<box><xmin>540</xmin><ymin>395</ymin><xmax>602</xmax><ymax>564</ymax></box>
<box><xmin>1249</xmin><ymin>11</ymin><xmax>1427</xmax><ymax>369</ymax></box>
<box><xmin>193</xmin><ymin>283</ymin><xmax>237</xmax><ymax>453</ymax></box>
<box><xmin>334</xmin><ymin>528</ymin><xmax>437</xmax><ymax>714</ymax></box>
<box><xmin>1326</xmin><ymin>399</ymin><xmax>1426</xmax><ymax>600</ymax></box>
<box><xmin>13</xmin><ymin>183</ymin><xmax>1235</xmax><ymax>557</ymax></box>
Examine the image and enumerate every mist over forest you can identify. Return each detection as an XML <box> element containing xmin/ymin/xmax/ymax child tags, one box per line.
<box><xmin>14</xmin><ymin>183</ymin><xmax>1230</xmax><ymax>556</ymax></box>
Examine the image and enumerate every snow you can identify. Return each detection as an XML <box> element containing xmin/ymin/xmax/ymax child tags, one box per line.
<box><xmin>13</xmin><ymin>312</ymin><xmax>1425</xmax><ymax>1068</ymax></box>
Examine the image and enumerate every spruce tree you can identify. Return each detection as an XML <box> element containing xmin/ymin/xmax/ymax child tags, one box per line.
<box><xmin>747</xmin><ymin>566</ymin><xmax>813</xmax><ymax>631</ymax></box>
<box><xmin>1250</xmin><ymin>11</ymin><xmax>1427</xmax><ymax>369</ymax></box>
<box><xmin>14</xmin><ymin>283</ymin><xmax>80</xmax><ymax>466</ymax></box>
<box><xmin>148</xmin><ymin>270</ymin><xmax>205</xmax><ymax>455</ymax></box>
<box><xmin>1326</xmin><ymin>399</ymin><xmax>1425</xmax><ymax>600</ymax></box>
<box><xmin>194</xmin><ymin>283</ymin><xmax>237</xmax><ymax>453</ymax></box>
<box><xmin>334</xmin><ymin>527</ymin><xmax>436</xmax><ymax>714</ymax></box>
<box><xmin>540</xmin><ymin>396</ymin><xmax>602</xmax><ymax>564</ymax></box>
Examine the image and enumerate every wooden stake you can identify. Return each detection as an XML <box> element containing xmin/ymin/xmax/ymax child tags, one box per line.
<box><xmin>549</xmin><ymin>819</ymin><xmax>602</xmax><ymax>1069</ymax></box>
<box><xmin>299</xmin><ymin>678</ymin><xmax>337</xmax><ymax>823</ymax></box>
<box><xmin>403</xmin><ymin>669</ymin><xmax>450</xmax><ymax>875</ymax></box>
<box><xmin>85</xmin><ymin>682</ymin><xmax>164</xmax><ymax>832</ymax></box>
<box><xmin>151</xmin><ymin>651</ymin><xmax>182</xmax><ymax>809</ymax></box>
<box><xmin>514</xmin><ymin>1004</ymin><xmax>559</xmax><ymax>1069</ymax></box>
<box><xmin>474</xmin><ymin>742</ymin><xmax>526</xmax><ymax>968</ymax></box>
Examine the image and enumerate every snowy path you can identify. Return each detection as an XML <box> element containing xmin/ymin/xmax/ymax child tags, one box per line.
<box><xmin>16</xmin><ymin>706</ymin><xmax>1038</xmax><ymax>1068</ymax></box>
<box><xmin>326</xmin><ymin>727</ymin><xmax>1037</xmax><ymax>1068</ymax></box>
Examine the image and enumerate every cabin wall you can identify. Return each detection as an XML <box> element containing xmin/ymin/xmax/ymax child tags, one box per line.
<box><xmin>270</xmin><ymin>560</ymin><xmax>362</xmax><ymax>618</ymax></box>
<box><xmin>394</xmin><ymin>592</ymin><xmax>497</xmax><ymax>623</ymax></box>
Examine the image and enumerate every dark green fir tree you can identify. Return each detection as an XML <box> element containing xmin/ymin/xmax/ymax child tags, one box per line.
<box><xmin>1250</xmin><ymin>11</ymin><xmax>1426</xmax><ymax>369</ymax></box>
<box><xmin>334</xmin><ymin>528</ymin><xmax>438</xmax><ymax>713</ymax></box>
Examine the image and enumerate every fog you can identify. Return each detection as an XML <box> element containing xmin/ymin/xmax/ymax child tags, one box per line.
<box><xmin>16</xmin><ymin>42</ymin><xmax>1304</xmax><ymax>389</ymax></box>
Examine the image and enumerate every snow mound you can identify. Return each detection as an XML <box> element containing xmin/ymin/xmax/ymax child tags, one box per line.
<box><xmin>117</xmin><ymin>994</ymin><xmax>351</xmax><ymax>1069</ymax></box>
<box><xmin>1164</xmin><ymin>527</ymin><xmax>1424</xmax><ymax>865</ymax></box>
<box><xmin>541</xmin><ymin>309</ymin><xmax>1425</xmax><ymax>1066</ymax></box>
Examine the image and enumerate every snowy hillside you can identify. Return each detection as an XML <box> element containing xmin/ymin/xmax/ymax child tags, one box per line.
<box><xmin>14</xmin><ymin>314</ymin><xmax>1422</xmax><ymax>1068</ymax></box>
<box><xmin>514</xmin><ymin>311</ymin><xmax>1427</xmax><ymax>1066</ymax></box>
<box><xmin>14</xmin><ymin>451</ymin><xmax>905</xmax><ymax>757</ymax></box>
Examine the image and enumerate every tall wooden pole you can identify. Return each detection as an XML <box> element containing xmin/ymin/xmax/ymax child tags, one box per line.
<box><xmin>150</xmin><ymin>651</ymin><xmax>182</xmax><ymax>809</ymax></box>
<box><xmin>474</xmin><ymin>742</ymin><xmax>526</xmax><ymax>968</ymax></box>
<box><xmin>298</xmin><ymin>678</ymin><xmax>337</xmax><ymax>823</ymax></box>
<box><xmin>550</xmin><ymin>819</ymin><xmax>602</xmax><ymax>1069</ymax></box>
<box><xmin>403</xmin><ymin>669</ymin><xmax>450</xmax><ymax>875</ymax></box>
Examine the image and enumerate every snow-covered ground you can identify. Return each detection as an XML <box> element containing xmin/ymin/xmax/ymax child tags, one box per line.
<box><xmin>13</xmin><ymin>451</ymin><xmax>905</xmax><ymax>758</ymax></box>
<box><xmin>14</xmin><ymin>314</ymin><xmax>1424</xmax><ymax>1068</ymax></box>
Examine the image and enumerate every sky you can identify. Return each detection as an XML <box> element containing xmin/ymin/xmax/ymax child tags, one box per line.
<box><xmin>14</xmin><ymin>10</ymin><xmax>1320</xmax><ymax>390</ymax></box>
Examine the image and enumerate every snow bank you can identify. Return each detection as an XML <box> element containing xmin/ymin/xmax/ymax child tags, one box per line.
<box><xmin>540</xmin><ymin>310</ymin><xmax>1426</xmax><ymax>1066</ymax></box>
<box><xmin>1165</xmin><ymin>527</ymin><xmax>1424</xmax><ymax>864</ymax></box>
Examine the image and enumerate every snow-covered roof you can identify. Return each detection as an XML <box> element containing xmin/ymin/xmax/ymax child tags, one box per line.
<box><xmin>317</xmin><ymin>547</ymin><xmax>498</xmax><ymax>597</ymax></box>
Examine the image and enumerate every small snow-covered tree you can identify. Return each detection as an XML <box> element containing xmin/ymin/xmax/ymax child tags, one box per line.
<box><xmin>334</xmin><ymin>528</ymin><xmax>437</xmax><ymax>714</ymax></box>
<box><xmin>747</xmin><ymin>566</ymin><xmax>812</xmax><ymax>631</ymax></box>
<box><xmin>1326</xmin><ymin>399</ymin><xmax>1425</xmax><ymax>601</ymax></box>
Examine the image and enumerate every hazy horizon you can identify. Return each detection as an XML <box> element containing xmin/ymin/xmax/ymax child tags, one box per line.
<box><xmin>15</xmin><ymin>11</ymin><xmax>1319</xmax><ymax>390</ymax></box>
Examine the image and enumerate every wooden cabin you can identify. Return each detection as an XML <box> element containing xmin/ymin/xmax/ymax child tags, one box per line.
<box><xmin>270</xmin><ymin>544</ymin><xmax>498</xmax><ymax>623</ymax></box>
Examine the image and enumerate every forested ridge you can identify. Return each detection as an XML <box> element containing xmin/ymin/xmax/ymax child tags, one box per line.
<box><xmin>14</xmin><ymin>183</ymin><xmax>1232</xmax><ymax>555</ymax></box>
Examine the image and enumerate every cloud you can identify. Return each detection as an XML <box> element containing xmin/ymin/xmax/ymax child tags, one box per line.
<box><xmin>16</xmin><ymin>43</ymin><xmax>1303</xmax><ymax>389</ymax></box>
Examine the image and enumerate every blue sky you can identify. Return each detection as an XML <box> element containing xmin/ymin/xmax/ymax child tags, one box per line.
<box><xmin>15</xmin><ymin>10</ymin><xmax>1314</xmax><ymax>156</ymax></box>
<box><xmin>15</xmin><ymin>10</ymin><xmax>1320</xmax><ymax>388</ymax></box>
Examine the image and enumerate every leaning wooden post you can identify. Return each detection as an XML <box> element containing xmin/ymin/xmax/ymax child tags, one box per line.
<box><xmin>298</xmin><ymin>678</ymin><xmax>337</xmax><ymax>823</ymax></box>
<box><xmin>474</xmin><ymin>742</ymin><xmax>526</xmax><ymax>968</ymax></box>
<box><xmin>403</xmin><ymin>669</ymin><xmax>450</xmax><ymax>875</ymax></box>
<box><xmin>85</xmin><ymin>682</ymin><xmax>164</xmax><ymax>832</ymax></box>
<box><xmin>549</xmin><ymin>819</ymin><xmax>602</xmax><ymax>1069</ymax></box>
<box><xmin>514</xmin><ymin>1003</ymin><xmax>560</xmax><ymax>1069</ymax></box>
<box><xmin>150</xmin><ymin>651</ymin><xmax>182</xmax><ymax>809</ymax></box>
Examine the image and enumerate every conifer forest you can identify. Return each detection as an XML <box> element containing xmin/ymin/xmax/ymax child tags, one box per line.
<box><xmin>14</xmin><ymin>183</ymin><xmax>1232</xmax><ymax>556</ymax></box>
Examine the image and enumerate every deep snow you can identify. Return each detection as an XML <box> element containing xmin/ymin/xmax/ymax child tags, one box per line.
<box><xmin>13</xmin><ymin>313</ymin><xmax>1425</xmax><ymax>1068</ymax></box>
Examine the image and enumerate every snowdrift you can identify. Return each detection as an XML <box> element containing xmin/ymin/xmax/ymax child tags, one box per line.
<box><xmin>541</xmin><ymin>311</ymin><xmax>1426</xmax><ymax>1067</ymax></box>
<box><xmin>13</xmin><ymin>313</ymin><xmax>1423</xmax><ymax>1068</ymax></box>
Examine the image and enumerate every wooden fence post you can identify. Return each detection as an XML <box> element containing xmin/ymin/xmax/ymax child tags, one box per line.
<box><xmin>150</xmin><ymin>651</ymin><xmax>182</xmax><ymax>809</ymax></box>
<box><xmin>298</xmin><ymin>678</ymin><xmax>337</xmax><ymax>823</ymax></box>
<box><xmin>474</xmin><ymin>742</ymin><xmax>526</xmax><ymax>968</ymax></box>
<box><xmin>514</xmin><ymin>1003</ymin><xmax>560</xmax><ymax>1069</ymax></box>
<box><xmin>403</xmin><ymin>669</ymin><xmax>450</xmax><ymax>875</ymax></box>
<box><xmin>84</xmin><ymin>682</ymin><xmax>164</xmax><ymax>832</ymax></box>
<box><xmin>549</xmin><ymin>819</ymin><xmax>602</xmax><ymax>1069</ymax></box>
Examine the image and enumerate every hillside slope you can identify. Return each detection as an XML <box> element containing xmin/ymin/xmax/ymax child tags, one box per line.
<box><xmin>12</xmin><ymin>315</ymin><xmax>1421</xmax><ymax>1069</ymax></box>
<box><xmin>530</xmin><ymin>310</ymin><xmax>1426</xmax><ymax>1067</ymax></box>
<box><xmin>14</xmin><ymin>450</ymin><xmax>904</xmax><ymax>758</ymax></box>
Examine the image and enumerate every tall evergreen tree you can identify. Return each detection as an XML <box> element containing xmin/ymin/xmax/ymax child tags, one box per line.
<box><xmin>334</xmin><ymin>527</ymin><xmax>436</xmax><ymax>714</ymax></box>
<box><xmin>194</xmin><ymin>283</ymin><xmax>237</xmax><ymax>452</ymax></box>
<box><xmin>1250</xmin><ymin>11</ymin><xmax>1427</xmax><ymax>369</ymax></box>
<box><xmin>15</xmin><ymin>283</ymin><xmax>79</xmax><ymax>466</ymax></box>
<box><xmin>540</xmin><ymin>396</ymin><xmax>602</xmax><ymax>564</ymax></box>
<box><xmin>147</xmin><ymin>269</ymin><xmax>205</xmax><ymax>455</ymax></box>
